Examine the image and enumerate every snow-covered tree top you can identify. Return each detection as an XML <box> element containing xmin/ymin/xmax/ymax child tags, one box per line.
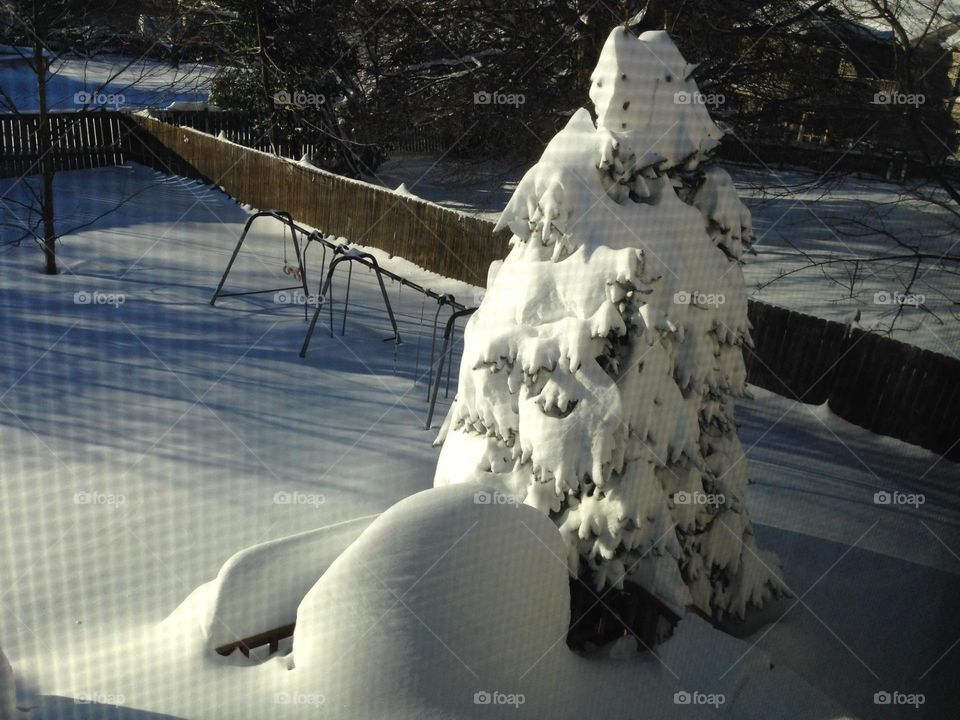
<box><xmin>494</xmin><ymin>28</ymin><xmax>736</xmax><ymax>274</ymax></box>
<box><xmin>589</xmin><ymin>28</ymin><xmax>722</xmax><ymax>170</ymax></box>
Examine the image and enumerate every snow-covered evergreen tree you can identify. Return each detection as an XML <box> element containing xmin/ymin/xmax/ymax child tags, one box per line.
<box><xmin>435</xmin><ymin>26</ymin><xmax>788</xmax><ymax>621</ymax></box>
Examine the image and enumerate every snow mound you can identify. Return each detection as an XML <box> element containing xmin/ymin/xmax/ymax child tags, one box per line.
<box><xmin>394</xmin><ymin>182</ymin><xmax>418</xmax><ymax>198</ymax></box>
<box><xmin>163</xmin><ymin>516</ymin><xmax>376</xmax><ymax>649</ymax></box>
<box><xmin>151</xmin><ymin>490</ymin><xmax>838</xmax><ymax>719</ymax></box>
<box><xmin>292</xmin><ymin>484</ymin><xmax>570</xmax><ymax>717</ymax></box>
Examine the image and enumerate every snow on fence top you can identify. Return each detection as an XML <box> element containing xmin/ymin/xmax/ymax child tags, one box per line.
<box><xmin>131</xmin><ymin>114</ymin><xmax>511</xmax><ymax>288</ymax></box>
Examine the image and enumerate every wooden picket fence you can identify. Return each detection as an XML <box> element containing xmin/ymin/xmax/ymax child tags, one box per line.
<box><xmin>0</xmin><ymin>111</ymin><xmax>128</xmax><ymax>177</ymax></box>
<box><xmin>743</xmin><ymin>303</ymin><xmax>960</xmax><ymax>459</ymax></box>
<box><xmin>144</xmin><ymin>110</ymin><xmax>452</xmax><ymax>158</ymax></box>
<box><xmin>145</xmin><ymin>109</ymin><xmax>330</xmax><ymax>160</ymax></box>
<box><xmin>1</xmin><ymin>112</ymin><xmax>956</xmax><ymax>459</ymax></box>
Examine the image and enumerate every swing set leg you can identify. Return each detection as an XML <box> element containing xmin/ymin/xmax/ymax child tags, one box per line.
<box><xmin>210</xmin><ymin>211</ymin><xmax>309</xmax><ymax>313</ymax></box>
<box><xmin>289</xmin><ymin>229</ymin><xmax>310</xmax><ymax>321</ymax></box>
<box><xmin>300</xmin><ymin>269</ymin><xmax>335</xmax><ymax>358</ymax></box>
<box><xmin>211</xmin><ymin>215</ymin><xmax>258</xmax><ymax>306</ymax></box>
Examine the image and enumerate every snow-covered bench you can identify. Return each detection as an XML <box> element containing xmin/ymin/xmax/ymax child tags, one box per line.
<box><xmin>163</xmin><ymin>515</ymin><xmax>377</xmax><ymax>656</ymax></box>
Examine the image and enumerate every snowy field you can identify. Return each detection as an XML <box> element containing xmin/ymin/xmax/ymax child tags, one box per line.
<box><xmin>0</xmin><ymin>54</ymin><xmax>213</xmax><ymax>112</ymax></box>
<box><xmin>372</xmin><ymin>155</ymin><xmax>960</xmax><ymax>354</ymax></box>
<box><xmin>0</xmin><ymin>165</ymin><xmax>958</xmax><ymax>719</ymax></box>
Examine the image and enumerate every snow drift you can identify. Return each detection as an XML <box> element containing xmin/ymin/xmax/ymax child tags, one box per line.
<box><xmin>152</xmin><ymin>487</ymin><xmax>845</xmax><ymax>718</ymax></box>
<box><xmin>291</xmin><ymin>484</ymin><xmax>571</xmax><ymax>717</ymax></box>
<box><xmin>163</xmin><ymin>516</ymin><xmax>377</xmax><ymax>649</ymax></box>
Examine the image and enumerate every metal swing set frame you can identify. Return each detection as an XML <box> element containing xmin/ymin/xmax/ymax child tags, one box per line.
<box><xmin>209</xmin><ymin>209</ymin><xmax>476</xmax><ymax>428</ymax></box>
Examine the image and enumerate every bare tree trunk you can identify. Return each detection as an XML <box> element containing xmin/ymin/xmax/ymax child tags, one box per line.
<box><xmin>255</xmin><ymin>5</ymin><xmax>279</xmax><ymax>153</ymax></box>
<box><xmin>34</xmin><ymin>39</ymin><xmax>57</xmax><ymax>275</ymax></box>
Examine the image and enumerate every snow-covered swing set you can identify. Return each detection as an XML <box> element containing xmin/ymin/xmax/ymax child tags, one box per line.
<box><xmin>209</xmin><ymin>209</ymin><xmax>476</xmax><ymax>426</ymax></box>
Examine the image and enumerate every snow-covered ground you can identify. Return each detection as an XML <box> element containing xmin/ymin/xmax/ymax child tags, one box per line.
<box><xmin>0</xmin><ymin>165</ymin><xmax>958</xmax><ymax>719</ymax></box>
<box><xmin>0</xmin><ymin>54</ymin><xmax>213</xmax><ymax>112</ymax></box>
<box><xmin>734</xmin><ymin>165</ymin><xmax>959</xmax><ymax>355</ymax></box>
<box><xmin>372</xmin><ymin>155</ymin><xmax>960</xmax><ymax>354</ymax></box>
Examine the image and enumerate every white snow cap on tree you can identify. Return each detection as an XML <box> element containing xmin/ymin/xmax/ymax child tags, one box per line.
<box><xmin>589</xmin><ymin>28</ymin><xmax>722</xmax><ymax>170</ymax></box>
<box><xmin>435</xmin><ymin>25</ymin><xmax>787</xmax><ymax>621</ymax></box>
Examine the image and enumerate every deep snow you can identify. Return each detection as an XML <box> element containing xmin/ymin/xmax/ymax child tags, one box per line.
<box><xmin>165</xmin><ymin>516</ymin><xmax>377</xmax><ymax>651</ymax></box>
<box><xmin>0</xmin><ymin>164</ymin><xmax>957</xmax><ymax>719</ymax></box>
